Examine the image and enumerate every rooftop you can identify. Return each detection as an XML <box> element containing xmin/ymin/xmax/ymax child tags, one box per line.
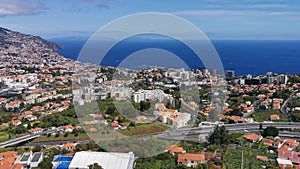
<box><xmin>68</xmin><ymin>151</ymin><xmax>135</xmax><ymax>169</ymax></box>
<box><xmin>31</xmin><ymin>152</ymin><xmax>43</xmax><ymax>162</ymax></box>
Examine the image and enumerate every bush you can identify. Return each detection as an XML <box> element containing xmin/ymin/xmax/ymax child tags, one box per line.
<box><xmin>262</xmin><ymin>126</ymin><xmax>279</xmax><ymax>137</ymax></box>
<box><xmin>32</xmin><ymin>145</ymin><xmax>41</xmax><ymax>153</ymax></box>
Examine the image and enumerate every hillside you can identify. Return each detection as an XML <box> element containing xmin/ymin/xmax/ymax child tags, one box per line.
<box><xmin>0</xmin><ymin>27</ymin><xmax>65</xmax><ymax>65</ymax></box>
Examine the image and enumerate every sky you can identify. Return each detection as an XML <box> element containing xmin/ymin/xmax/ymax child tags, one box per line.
<box><xmin>1</xmin><ymin>0</ymin><xmax>300</xmax><ymax>40</ymax></box>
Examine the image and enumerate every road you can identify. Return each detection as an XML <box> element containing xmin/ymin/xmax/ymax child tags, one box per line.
<box><xmin>1</xmin><ymin>122</ymin><xmax>300</xmax><ymax>148</ymax></box>
<box><xmin>0</xmin><ymin>128</ymin><xmax>59</xmax><ymax>148</ymax></box>
<box><xmin>281</xmin><ymin>89</ymin><xmax>298</xmax><ymax>120</ymax></box>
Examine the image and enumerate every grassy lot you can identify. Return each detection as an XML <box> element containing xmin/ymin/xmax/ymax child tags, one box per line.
<box><xmin>291</xmin><ymin>111</ymin><xmax>300</xmax><ymax>122</ymax></box>
<box><xmin>31</xmin><ymin>133</ymin><xmax>90</xmax><ymax>143</ymax></box>
<box><xmin>0</xmin><ymin>108</ymin><xmax>10</xmax><ymax>116</ymax></box>
<box><xmin>292</xmin><ymin>98</ymin><xmax>300</xmax><ymax>107</ymax></box>
<box><xmin>0</xmin><ymin>132</ymin><xmax>9</xmax><ymax>143</ymax></box>
<box><xmin>224</xmin><ymin>147</ymin><xmax>278</xmax><ymax>169</ymax></box>
<box><xmin>251</xmin><ymin>110</ymin><xmax>288</xmax><ymax>122</ymax></box>
<box><xmin>119</xmin><ymin>123</ymin><xmax>168</xmax><ymax>136</ymax></box>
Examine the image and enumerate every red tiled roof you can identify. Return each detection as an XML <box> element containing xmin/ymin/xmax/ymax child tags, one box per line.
<box><xmin>256</xmin><ymin>155</ymin><xmax>269</xmax><ymax>162</ymax></box>
<box><xmin>178</xmin><ymin>153</ymin><xmax>205</xmax><ymax>163</ymax></box>
<box><xmin>278</xmin><ymin>145</ymin><xmax>290</xmax><ymax>152</ymax></box>
<box><xmin>167</xmin><ymin>145</ymin><xmax>184</xmax><ymax>153</ymax></box>
<box><xmin>11</xmin><ymin>163</ymin><xmax>25</xmax><ymax>169</ymax></box>
<box><xmin>278</xmin><ymin>150</ymin><xmax>300</xmax><ymax>164</ymax></box>
<box><xmin>64</xmin><ymin>125</ymin><xmax>73</xmax><ymax>129</ymax></box>
<box><xmin>263</xmin><ymin>139</ymin><xmax>273</xmax><ymax>146</ymax></box>
<box><xmin>0</xmin><ymin>151</ymin><xmax>18</xmax><ymax>169</ymax></box>
<box><xmin>243</xmin><ymin>133</ymin><xmax>262</xmax><ymax>141</ymax></box>
<box><xmin>63</xmin><ymin>143</ymin><xmax>74</xmax><ymax>149</ymax></box>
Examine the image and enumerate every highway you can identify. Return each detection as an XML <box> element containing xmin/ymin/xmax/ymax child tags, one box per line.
<box><xmin>1</xmin><ymin>122</ymin><xmax>300</xmax><ymax>148</ymax></box>
<box><xmin>0</xmin><ymin>128</ymin><xmax>58</xmax><ymax>148</ymax></box>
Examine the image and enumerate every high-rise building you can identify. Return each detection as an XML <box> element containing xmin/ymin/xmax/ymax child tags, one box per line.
<box><xmin>226</xmin><ymin>70</ymin><xmax>235</xmax><ymax>78</ymax></box>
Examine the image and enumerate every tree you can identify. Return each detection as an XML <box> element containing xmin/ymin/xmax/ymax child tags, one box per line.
<box><xmin>88</xmin><ymin>163</ymin><xmax>104</xmax><ymax>169</ymax></box>
<box><xmin>176</xmin><ymin>164</ymin><xmax>189</xmax><ymax>169</ymax></box>
<box><xmin>15</xmin><ymin>125</ymin><xmax>26</xmax><ymax>134</ymax></box>
<box><xmin>262</xmin><ymin>126</ymin><xmax>279</xmax><ymax>137</ymax></box>
<box><xmin>75</xmin><ymin>144</ymin><xmax>87</xmax><ymax>151</ymax></box>
<box><xmin>227</xmin><ymin>109</ymin><xmax>243</xmax><ymax>117</ymax></box>
<box><xmin>106</xmin><ymin>105</ymin><xmax>116</xmax><ymax>115</ymax></box>
<box><xmin>208</xmin><ymin>126</ymin><xmax>230</xmax><ymax>145</ymax></box>
<box><xmin>195</xmin><ymin>164</ymin><xmax>208</xmax><ymax>169</ymax></box>
<box><xmin>140</xmin><ymin>101</ymin><xmax>151</xmax><ymax>112</ymax></box>
<box><xmin>32</xmin><ymin>145</ymin><xmax>41</xmax><ymax>153</ymax></box>
<box><xmin>37</xmin><ymin>158</ymin><xmax>53</xmax><ymax>169</ymax></box>
<box><xmin>129</xmin><ymin>121</ymin><xmax>136</xmax><ymax>127</ymax></box>
<box><xmin>27</xmin><ymin>123</ymin><xmax>32</xmax><ymax>130</ymax></box>
<box><xmin>87</xmin><ymin>141</ymin><xmax>99</xmax><ymax>150</ymax></box>
<box><xmin>62</xmin><ymin>148</ymin><xmax>68</xmax><ymax>154</ymax></box>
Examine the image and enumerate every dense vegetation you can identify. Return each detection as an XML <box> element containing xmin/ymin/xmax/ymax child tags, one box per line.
<box><xmin>262</xmin><ymin>126</ymin><xmax>279</xmax><ymax>138</ymax></box>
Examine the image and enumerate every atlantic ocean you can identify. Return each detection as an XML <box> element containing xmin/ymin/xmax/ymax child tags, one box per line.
<box><xmin>53</xmin><ymin>39</ymin><xmax>300</xmax><ymax>76</ymax></box>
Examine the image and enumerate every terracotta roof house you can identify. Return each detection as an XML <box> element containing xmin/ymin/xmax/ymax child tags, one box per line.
<box><xmin>11</xmin><ymin>163</ymin><xmax>25</xmax><ymax>169</ymax></box>
<box><xmin>277</xmin><ymin>158</ymin><xmax>293</xmax><ymax>169</ymax></box>
<box><xmin>63</xmin><ymin>125</ymin><xmax>74</xmax><ymax>133</ymax></box>
<box><xmin>278</xmin><ymin>150</ymin><xmax>300</xmax><ymax>164</ymax></box>
<box><xmin>167</xmin><ymin>145</ymin><xmax>186</xmax><ymax>154</ymax></box>
<box><xmin>263</xmin><ymin>138</ymin><xmax>274</xmax><ymax>147</ymax></box>
<box><xmin>63</xmin><ymin>143</ymin><xmax>75</xmax><ymax>151</ymax></box>
<box><xmin>270</xmin><ymin>114</ymin><xmax>280</xmax><ymax>121</ymax></box>
<box><xmin>256</xmin><ymin>156</ymin><xmax>269</xmax><ymax>162</ymax></box>
<box><xmin>285</xmin><ymin>139</ymin><xmax>299</xmax><ymax>149</ymax></box>
<box><xmin>12</xmin><ymin>119</ymin><xmax>22</xmax><ymax>126</ymax></box>
<box><xmin>29</xmin><ymin>127</ymin><xmax>43</xmax><ymax>134</ymax></box>
<box><xmin>243</xmin><ymin>133</ymin><xmax>263</xmax><ymax>143</ymax></box>
<box><xmin>178</xmin><ymin>153</ymin><xmax>206</xmax><ymax>168</ymax></box>
<box><xmin>0</xmin><ymin>151</ymin><xmax>18</xmax><ymax>169</ymax></box>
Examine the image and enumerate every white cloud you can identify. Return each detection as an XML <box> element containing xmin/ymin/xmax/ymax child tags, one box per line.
<box><xmin>173</xmin><ymin>9</ymin><xmax>300</xmax><ymax>17</ymax></box>
<box><xmin>268</xmin><ymin>12</ymin><xmax>300</xmax><ymax>16</ymax></box>
<box><xmin>0</xmin><ymin>0</ymin><xmax>47</xmax><ymax>17</ymax></box>
<box><xmin>173</xmin><ymin>10</ymin><xmax>263</xmax><ymax>17</ymax></box>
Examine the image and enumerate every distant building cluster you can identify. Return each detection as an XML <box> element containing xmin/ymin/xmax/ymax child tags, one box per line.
<box><xmin>133</xmin><ymin>89</ymin><xmax>174</xmax><ymax>104</ymax></box>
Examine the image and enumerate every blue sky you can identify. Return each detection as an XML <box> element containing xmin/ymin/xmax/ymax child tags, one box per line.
<box><xmin>1</xmin><ymin>0</ymin><xmax>300</xmax><ymax>40</ymax></box>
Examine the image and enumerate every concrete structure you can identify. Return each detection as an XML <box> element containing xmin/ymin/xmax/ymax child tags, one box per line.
<box><xmin>30</xmin><ymin>152</ymin><xmax>43</xmax><ymax>168</ymax></box>
<box><xmin>156</xmin><ymin>109</ymin><xmax>191</xmax><ymax>129</ymax></box>
<box><xmin>133</xmin><ymin>89</ymin><xmax>174</xmax><ymax>104</ymax></box>
<box><xmin>18</xmin><ymin>152</ymin><xmax>43</xmax><ymax>168</ymax></box>
<box><xmin>68</xmin><ymin>151</ymin><xmax>135</xmax><ymax>169</ymax></box>
<box><xmin>19</xmin><ymin>153</ymin><xmax>31</xmax><ymax>166</ymax></box>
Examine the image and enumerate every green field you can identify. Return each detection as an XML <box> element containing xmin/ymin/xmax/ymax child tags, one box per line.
<box><xmin>251</xmin><ymin>110</ymin><xmax>288</xmax><ymax>122</ymax></box>
<box><xmin>292</xmin><ymin>98</ymin><xmax>300</xmax><ymax>107</ymax></box>
<box><xmin>119</xmin><ymin>123</ymin><xmax>168</xmax><ymax>136</ymax></box>
<box><xmin>0</xmin><ymin>132</ymin><xmax>9</xmax><ymax>143</ymax></box>
<box><xmin>291</xmin><ymin>111</ymin><xmax>300</xmax><ymax>122</ymax></box>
